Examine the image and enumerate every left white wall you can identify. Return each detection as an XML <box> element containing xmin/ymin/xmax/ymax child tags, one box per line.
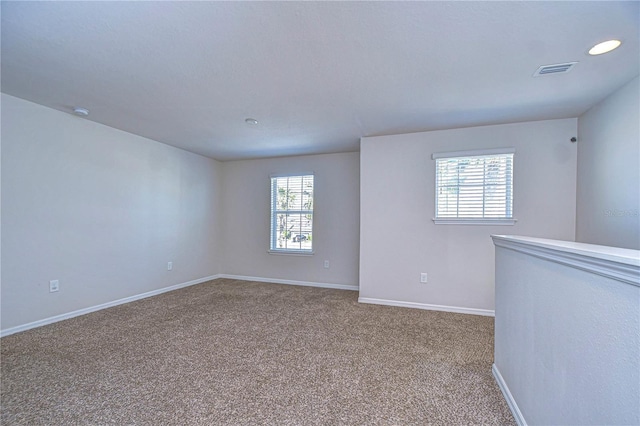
<box><xmin>1</xmin><ymin>94</ymin><xmax>222</xmax><ymax>331</ymax></box>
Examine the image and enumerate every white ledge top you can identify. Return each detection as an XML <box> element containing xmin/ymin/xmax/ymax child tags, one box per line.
<box><xmin>492</xmin><ymin>235</ymin><xmax>640</xmax><ymax>266</ymax></box>
<box><xmin>492</xmin><ymin>235</ymin><xmax>640</xmax><ymax>286</ymax></box>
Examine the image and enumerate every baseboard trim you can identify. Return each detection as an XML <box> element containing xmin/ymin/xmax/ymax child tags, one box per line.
<box><xmin>357</xmin><ymin>297</ymin><xmax>495</xmax><ymax>317</ymax></box>
<box><xmin>0</xmin><ymin>275</ymin><xmax>220</xmax><ymax>338</ymax></box>
<box><xmin>492</xmin><ymin>363</ymin><xmax>527</xmax><ymax>426</ymax></box>
<box><xmin>218</xmin><ymin>274</ymin><xmax>359</xmax><ymax>291</ymax></box>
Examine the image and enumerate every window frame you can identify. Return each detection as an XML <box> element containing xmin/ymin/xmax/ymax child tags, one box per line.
<box><xmin>431</xmin><ymin>148</ymin><xmax>517</xmax><ymax>226</ymax></box>
<box><xmin>268</xmin><ymin>173</ymin><xmax>315</xmax><ymax>255</ymax></box>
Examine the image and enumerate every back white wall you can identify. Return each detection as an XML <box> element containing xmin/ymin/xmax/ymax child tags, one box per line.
<box><xmin>359</xmin><ymin>119</ymin><xmax>577</xmax><ymax>313</ymax></box>
<box><xmin>221</xmin><ymin>153</ymin><xmax>360</xmax><ymax>288</ymax></box>
<box><xmin>576</xmin><ymin>76</ymin><xmax>640</xmax><ymax>250</ymax></box>
<box><xmin>1</xmin><ymin>94</ymin><xmax>223</xmax><ymax>331</ymax></box>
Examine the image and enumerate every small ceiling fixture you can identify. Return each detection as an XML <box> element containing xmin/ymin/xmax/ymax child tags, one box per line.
<box><xmin>588</xmin><ymin>40</ymin><xmax>621</xmax><ymax>55</ymax></box>
<box><xmin>245</xmin><ymin>118</ymin><xmax>258</xmax><ymax>125</ymax></box>
<box><xmin>73</xmin><ymin>107</ymin><xmax>89</xmax><ymax>116</ymax></box>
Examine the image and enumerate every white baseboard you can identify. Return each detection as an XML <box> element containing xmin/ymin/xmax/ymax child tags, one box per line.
<box><xmin>492</xmin><ymin>363</ymin><xmax>527</xmax><ymax>426</ymax></box>
<box><xmin>357</xmin><ymin>297</ymin><xmax>495</xmax><ymax>317</ymax></box>
<box><xmin>0</xmin><ymin>275</ymin><xmax>220</xmax><ymax>338</ymax></box>
<box><xmin>218</xmin><ymin>274</ymin><xmax>359</xmax><ymax>291</ymax></box>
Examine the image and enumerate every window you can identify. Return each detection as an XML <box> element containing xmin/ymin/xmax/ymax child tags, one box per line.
<box><xmin>270</xmin><ymin>174</ymin><xmax>314</xmax><ymax>253</ymax></box>
<box><xmin>432</xmin><ymin>148</ymin><xmax>515</xmax><ymax>225</ymax></box>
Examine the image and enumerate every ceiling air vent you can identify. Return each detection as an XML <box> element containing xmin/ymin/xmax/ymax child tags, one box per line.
<box><xmin>533</xmin><ymin>62</ymin><xmax>578</xmax><ymax>77</ymax></box>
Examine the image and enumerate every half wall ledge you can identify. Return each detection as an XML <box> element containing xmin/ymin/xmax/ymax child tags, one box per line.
<box><xmin>491</xmin><ymin>235</ymin><xmax>640</xmax><ymax>286</ymax></box>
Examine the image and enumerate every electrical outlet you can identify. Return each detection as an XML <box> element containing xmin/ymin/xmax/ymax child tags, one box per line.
<box><xmin>167</xmin><ymin>262</ymin><xmax>173</xmax><ymax>271</ymax></box>
<box><xmin>420</xmin><ymin>273</ymin><xmax>428</xmax><ymax>283</ymax></box>
<box><xmin>323</xmin><ymin>260</ymin><xmax>330</xmax><ymax>269</ymax></box>
<box><xmin>49</xmin><ymin>280</ymin><xmax>59</xmax><ymax>292</ymax></box>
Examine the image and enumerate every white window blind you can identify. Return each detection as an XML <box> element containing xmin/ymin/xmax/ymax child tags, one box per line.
<box><xmin>270</xmin><ymin>174</ymin><xmax>314</xmax><ymax>253</ymax></box>
<box><xmin>434</xmin><ymin>149</ymin><xmax>514</xmax><ymax>223</ymax></box>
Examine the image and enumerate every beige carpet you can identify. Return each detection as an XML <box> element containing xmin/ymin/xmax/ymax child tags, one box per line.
<box><xmin>1</xmin><ymin>278</ymin><xmax>514</xmax><ymax>425</ymax></box>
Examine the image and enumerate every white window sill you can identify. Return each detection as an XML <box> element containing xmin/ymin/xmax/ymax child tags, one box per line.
<box><xmin>268</xmin><ymin>250</ymin><xmax>314</xmax><ymax>256</ymax></box>
<box><xmin>432</xmin><ymin>218</ymin><xmax>517</xmax><ymax>226</ymax></box>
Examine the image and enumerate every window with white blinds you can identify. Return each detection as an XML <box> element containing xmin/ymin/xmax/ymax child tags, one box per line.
<box><xmin>433</xmin><ymin>148</ymin><xmax>515</xmax><ymax>225</ymax></box>
<box><xmin>270</xmin><ymin>174</ymin><xmax>314</xmax><ymax>253</ymax></box>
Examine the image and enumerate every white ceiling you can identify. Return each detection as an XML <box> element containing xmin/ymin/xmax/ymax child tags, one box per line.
<box><xmin>2</xmin><ymin>1</ymin><xmax>638</xmax><ymax>161</ymax></box>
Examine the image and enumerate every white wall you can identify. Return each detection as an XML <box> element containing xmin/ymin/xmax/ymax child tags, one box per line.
<box><xmin>493</xmin><ymin>236</ymin><xmax>639</xmax><ymax>425</ymax></box>
<box><xmin>1</xmin><ymin>94</ymin><xmax>222</xmax><ymax>330</ymax></box>
<box><xmin>576</xmin><ymin>76</ymin><xmax>640</xmax><ymax>250</ymax></box>
<box><xmin>359</xmin><ymin>119</ymin><xmax>577</xmax><ymax>312</ymax></box>
<box><xmin>221</xmin><ymin>153</ymin><xmax>359</xmax><ymax>287</ymax></box>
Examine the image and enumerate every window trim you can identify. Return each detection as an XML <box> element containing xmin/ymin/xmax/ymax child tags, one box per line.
<box><xmin>267</xmin><ymin>249</ymin><xmax>315</xmax><ymax>256</ymax></box>
<box><xmin>431</xmin><ymin>147</ymin><xmax>515</xmax><ymax>160</ymax></box>
<box><xmin>432</xmin><ymin>148</ymin><xmax>516</xmax><ymax>226</ymax></box>
<box><xmin>432</xmin><ymin>218</ymin><xmax>518</xmax><ymax>225</ymax></box>
<box><xmin>269</xmin><ymin>173</ymin><xmax>315</xmax><ymax>255</ymax></box>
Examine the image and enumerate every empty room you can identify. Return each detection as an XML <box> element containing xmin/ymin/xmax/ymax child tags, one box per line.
<box><xmin>1</xmin><ymin>1</ymin><xmax>639</xmax><ymax>425</ymax></box>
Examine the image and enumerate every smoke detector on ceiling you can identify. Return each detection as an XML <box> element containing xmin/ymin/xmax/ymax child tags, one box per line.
<box><xmin>73</xmin><ymin>107</ymin><xmax>89</xmax><ymax>116</ymax></box>
<box><xmin>532</xmin><ymin>62</ymin><xmax>578</xmax><ymax>77</ymax></box>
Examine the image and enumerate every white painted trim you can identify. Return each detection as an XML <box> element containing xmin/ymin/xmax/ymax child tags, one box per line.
<box><xmin>267</xmin><ymin>250</ymin><xmax>314</xmax><ymax>256</ymax></box>
<box><xmin>433</xmin><ymin>218</ymin><xmax>517</xmax><ymax>226</ymax></box>
<box><xmin>218</xmin><ymin>274</ymin><xmax>359</xmax><ymax>291</ymax></box>
<box><xmin>357</xmin><ymin>297</ymin><xmax>494</xmax><ymax>317</ymax></box>
<box><xmin>492</xmin><ymin>364</ymin><xmax>527</xmax><ymax>426</ymax></box>
<box><xmin>0</xmin><ymin>275</ymin><xmax>220</xmax><ymax>338</ymax></box>
<box><xmin>269</xmin><ymin>171</ymin><xmax>315</xmax><ymax>178</ymax></box>
<box><xmin>492</xmin><ymin>235</ymin><xmax>640</xmax><ymax>286</ymax></box>
<box><xmin>432</xmin><ymin>147</ymin><xmax>516</xmax><ymax>159</ymax></box>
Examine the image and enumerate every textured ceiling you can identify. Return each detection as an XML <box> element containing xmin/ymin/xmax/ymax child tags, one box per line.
<box><xmin>2</xmin><ymin>1</ymin><xmax>639</xmax><ymax>161</ymax></box>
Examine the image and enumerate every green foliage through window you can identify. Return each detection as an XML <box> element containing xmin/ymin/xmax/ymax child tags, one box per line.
<box><xmin>270</xmin><ymin>175</ymin><xmax>314</xmax><ymax>252</ymax></box>
<box><xmin>435</xmin><ymin>153</ymin><xmax>513</xmax><ymax>219</ymax></box>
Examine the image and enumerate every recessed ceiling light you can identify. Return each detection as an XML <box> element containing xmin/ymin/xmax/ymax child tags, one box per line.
<box><xmin>588</xmin><ymin>40</ymin><xmax>621</xmax><ymax>55</ymax></box>
<box><xmin>73</xmin><ymin>107</ymin><xmax>89</xmax><ymax>116</ymax></box>
<box><xmin>245</xmin><ymin>118</ymin><xmax>258</xmax><ymax>125</ymax></box>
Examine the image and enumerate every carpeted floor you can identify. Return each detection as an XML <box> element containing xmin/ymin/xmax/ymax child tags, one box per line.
<box><xmin>1</xmin><ymin>278</ymin><xmax>514</xmax><ymax>425</ymax></box>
